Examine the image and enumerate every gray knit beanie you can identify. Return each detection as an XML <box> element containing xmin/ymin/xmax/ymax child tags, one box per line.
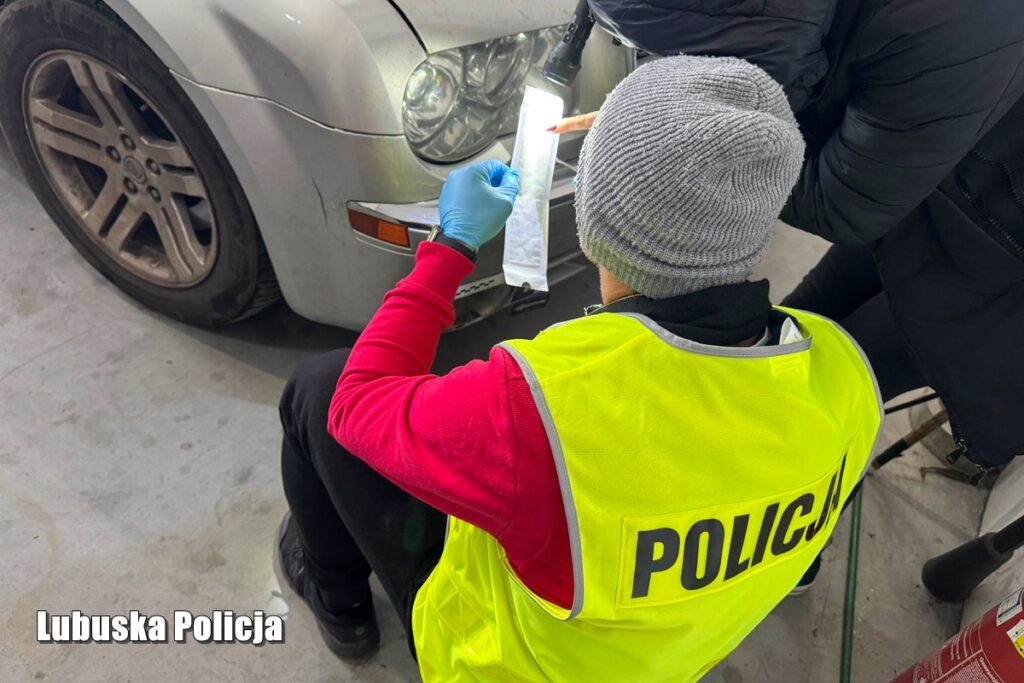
<box><xmin>576</xmin><ymin>55</ymin><xmax>805</xmax><ymax>298</ymax></box>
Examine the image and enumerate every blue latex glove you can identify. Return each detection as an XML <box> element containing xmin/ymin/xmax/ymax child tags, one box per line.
<box><xmin>439</xmin><ymin>160</ymin><xmax>520</xmax><ymax>250</ymax></box>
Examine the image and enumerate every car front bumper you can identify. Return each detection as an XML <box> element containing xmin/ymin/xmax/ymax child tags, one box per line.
<box><xmin>352</xmin><ymin>156</ymin><xmax>590</xmax><ymax>328</ymax></box>
<box><xmin>176</xmin><ymin>76</ymin><xmax>595</xmax><ymax>330</ymax></box>
<box><xmin>172</xmin><ymin>24</ymin><xmax>630</xmax><ymax>330</ymax></box>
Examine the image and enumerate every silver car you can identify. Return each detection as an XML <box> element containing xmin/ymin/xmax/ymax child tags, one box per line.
<box><xmin>0</xmin><ymin>0</ymin><xmax>633</xmax><ymax>328</ymax></box>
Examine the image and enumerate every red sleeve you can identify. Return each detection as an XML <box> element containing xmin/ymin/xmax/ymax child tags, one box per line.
<box><xmin>328</xmin><ymin>241</ymin><xmax>573</xmax><ymax>608</ymax></box>
<box><xmin>328</xmin><ymin>242</ymin><xmax>526</xmax><ymax>537</ymax></box>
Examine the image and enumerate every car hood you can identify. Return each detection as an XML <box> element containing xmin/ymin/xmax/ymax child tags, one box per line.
<box><xmin>389</xmin><ymin>0</ymin><xmax>576</xmax><ymax>52</ymax></box>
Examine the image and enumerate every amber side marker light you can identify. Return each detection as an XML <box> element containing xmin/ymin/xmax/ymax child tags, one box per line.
<box><xmin>348</xmin><ymin>207</ymin><xmax>411</xmax><ymax>248</ymax></box>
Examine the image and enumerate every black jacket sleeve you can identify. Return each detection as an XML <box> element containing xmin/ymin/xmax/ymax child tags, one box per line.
<box><xmin>783</xmin><ymin>2</ymin><xmax>1024</xmax><ymax>246</ymax></box>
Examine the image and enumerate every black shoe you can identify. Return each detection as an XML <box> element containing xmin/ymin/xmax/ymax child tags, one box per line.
<box><xmin>276</xmin><ymin>512</ymin><xmax>380</xmax><ymax>659</ymax></box>
<box><xmin>789</xmin><ymin>555</ymin><xmax>822</xmax><ymax>597</ymax></box>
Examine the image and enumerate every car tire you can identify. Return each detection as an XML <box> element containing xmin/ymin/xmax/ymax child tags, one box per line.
<box><xmin>0</xmin><ymin>0</ymin><xmax>280</xmax><ymax>325</ymax></box>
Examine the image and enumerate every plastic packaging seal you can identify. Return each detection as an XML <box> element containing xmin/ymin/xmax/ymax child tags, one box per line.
<box><xmin>503</xmin><ymin>86</ymin><xmax>564</xmax><ymax>291</ymax></box>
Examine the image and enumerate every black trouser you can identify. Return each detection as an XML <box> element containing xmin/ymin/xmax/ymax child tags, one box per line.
<box><xmin>279</xmin><ymin>349</ymin><xmax>446</xmax><ymax>645</ymax></box>
<box><xmin>782</xmin><ymin>243</ymin><xmax>926</xmax><ymax>402</ymax></box>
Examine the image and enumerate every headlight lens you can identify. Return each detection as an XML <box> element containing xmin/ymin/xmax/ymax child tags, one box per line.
<box><xmin>403</xmin><ymin>27</ymin><xmax>564</xmax><ymax>163</ymax></box>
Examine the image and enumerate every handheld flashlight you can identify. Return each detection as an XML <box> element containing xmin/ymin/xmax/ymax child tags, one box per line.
<box><xmin>542</xmin><ymin>0</ymin><xmax>595</xmax><ymax>87</ymax></box>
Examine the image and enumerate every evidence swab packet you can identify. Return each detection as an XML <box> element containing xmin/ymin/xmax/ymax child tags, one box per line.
<box><xmin>503</xmin><ymin>86</ymin><xmax>564</xmax><ymax>291</ymax></box>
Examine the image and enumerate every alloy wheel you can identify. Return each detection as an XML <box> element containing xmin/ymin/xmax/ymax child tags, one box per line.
<box><xmin>23</xmin><ymin>51</ymin><xmax>216</xmax><ymax>287</ymax></box>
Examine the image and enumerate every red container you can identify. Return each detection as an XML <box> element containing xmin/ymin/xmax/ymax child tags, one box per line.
<box><xmin>892</xmin><ymin>587</ymin><xmax>1024</xmax><ymax>682</ymax></box>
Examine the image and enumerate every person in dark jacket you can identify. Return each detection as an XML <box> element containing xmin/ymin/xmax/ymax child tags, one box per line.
<box><xmin>567</xmin><ymin>0</ymin><xmax>1024</xmax><ymax>468</ymax></box>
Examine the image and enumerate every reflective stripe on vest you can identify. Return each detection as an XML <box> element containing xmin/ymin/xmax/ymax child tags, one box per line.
<box><xmin>412</xmin><ymin>308</ymin><xmax>882</xmax><ymax>683</ymax></box>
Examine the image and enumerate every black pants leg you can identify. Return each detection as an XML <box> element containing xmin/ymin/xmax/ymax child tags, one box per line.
<box><xmin>279</xmin><ymin>349</ymin><xmax>447</xmax><ymax>643</ymax></box>
<box><xmin>783</xmin><ymin>243</ymin><xmax>926</xmax><ymax>401</ymax></box>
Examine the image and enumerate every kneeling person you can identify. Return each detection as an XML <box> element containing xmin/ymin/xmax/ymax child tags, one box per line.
<box><xmin>276</xmin><ymin>55</ymin><xmax>882</xmax><ymax>682</ymax></box>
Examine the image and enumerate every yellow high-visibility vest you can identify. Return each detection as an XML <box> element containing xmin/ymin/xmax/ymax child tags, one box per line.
<box><xmin>412</xmin><ymin>308</ymin><xmax>882</xmax><ymax>682</ymax></box>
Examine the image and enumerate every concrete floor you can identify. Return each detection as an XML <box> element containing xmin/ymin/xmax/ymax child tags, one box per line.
<box><xmin>0</xmin><ymin>135</ymin><xmax>989</xmax><ymax>682</ymax></box>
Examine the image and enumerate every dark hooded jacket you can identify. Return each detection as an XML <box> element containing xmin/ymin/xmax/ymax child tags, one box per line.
<box><xmin>590</xmin><ymin>0</ymin><xmax>1024</xmax><ymax>465</ymax></box>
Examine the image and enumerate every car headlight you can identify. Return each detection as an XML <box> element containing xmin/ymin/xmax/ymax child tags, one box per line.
<box><xmin>403</xmin><ymin>27</ymin><xmax>564</xmax><ymax>163</ymax></box>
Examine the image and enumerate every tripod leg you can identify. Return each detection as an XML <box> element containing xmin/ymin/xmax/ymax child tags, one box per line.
<box><xmin>922</xmin><ymin>512</ymin><xmax>1024</xmax><ymax>602</ymax></box>
<box><xmin>872</xmin><ymin>409</ymin><xmax>949</xmax><ymax>470</ymax></box>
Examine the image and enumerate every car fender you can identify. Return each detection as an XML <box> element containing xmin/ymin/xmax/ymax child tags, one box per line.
<box><xmin>102</xmin><ymin>0</ymin><xmax>424</xmax><ymax>134</ymax></box>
